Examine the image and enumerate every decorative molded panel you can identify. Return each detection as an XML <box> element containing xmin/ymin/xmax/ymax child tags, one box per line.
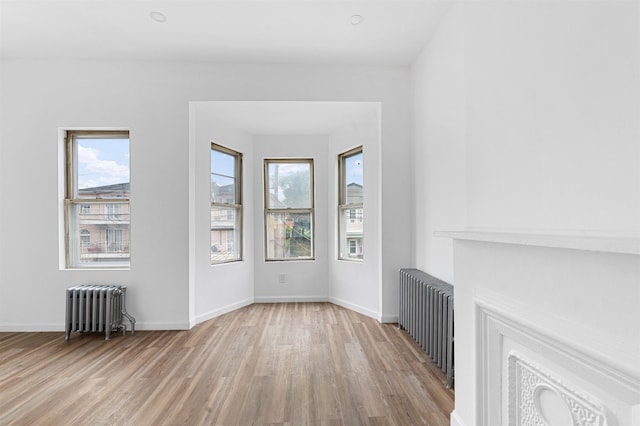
<box><xmin>509</xmin><ymin>353</ymin><xmax>608</xmax><ymax>426</ymax></box>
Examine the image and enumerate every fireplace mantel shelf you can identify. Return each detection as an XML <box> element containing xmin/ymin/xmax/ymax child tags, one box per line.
<box><xmin>434</xmin><ymin>230</ymin><xmax>640</xmax><ymax>255</ymax></box>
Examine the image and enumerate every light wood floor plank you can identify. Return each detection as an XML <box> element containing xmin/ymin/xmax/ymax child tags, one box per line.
<box><xmin>0</xmin><ymin>302</ymin><xmax>453</xmax><ymax>425</ymax></box>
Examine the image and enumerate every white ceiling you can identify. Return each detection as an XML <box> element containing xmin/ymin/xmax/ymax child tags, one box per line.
<box><xmin>0</xmin><ymin>0</ymin><xmax>452</xmax><ymax>65</ymax></box>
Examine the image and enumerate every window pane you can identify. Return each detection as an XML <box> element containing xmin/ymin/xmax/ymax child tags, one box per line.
<box><xmin>211</xmin><ymin>149</ymin><xmax>236</xmax><ymax>204</ymax></box>
<box><xmin>69</xmin><ymin>202</ymin><xmax>130</xmax><ymax>266</ymax></box>
<box><xmin>343</xmin><ymin>152</ymin><xmax>363</xmax><ymax>205</ymax></box>
<box><xmin>211</xmin><ymin>206</ymin><xmax>241</xmax><ymax>263</ymax></box>
<box><xmin>75</xmin><ymin>137</ymin><xmax>130</xmax><ymax>199</ymax></box>
<box><xmin>266</xmin><ymin>212</ymin><xmax>313</xmax><ymax>259</ymax></box>
<box><xmin>267</xmin><ymin>162</ymin><xmax>311</xmax><ymax>209</ymax></box>
<box><xmin>338</xmin><ymin>147</ymin><xmax>363</xmax><ymax>261</ymax></box>
<box><xmin>211</xmin><ymin>144</ymin><xmax>242</xmax><ymax>264</ymax></box>
<box><xmin>339</xmin><ymin>206</ymin><xmax>363</xmax><ymax>260</ymax></box>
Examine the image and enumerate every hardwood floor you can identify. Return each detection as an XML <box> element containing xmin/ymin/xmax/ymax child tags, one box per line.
<box><xmin>0</xmin><ymin>303</ymin><xmax>453</xmax><ymax>425</ymax></box>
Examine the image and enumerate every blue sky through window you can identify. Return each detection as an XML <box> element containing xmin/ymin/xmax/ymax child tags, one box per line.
<box><xmin>77</xmin><ymin>138</ymin><xmax>129</xmax><ymax>189</ymax></box>
<box><xmin>346</xmin><ymin>152</ymin><xmax>363</xmax><ymax>186</ymax></box>
<box><xmin>211</xmin><ymin>149</ymin><xmax>235</xmax><ymax>184</ymax></box>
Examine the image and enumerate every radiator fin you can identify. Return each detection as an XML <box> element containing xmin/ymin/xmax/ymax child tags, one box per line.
<box><xmin>399</xmin><ymin>269</ymin><xmax>454</xmax><ymax>388</ymax></box>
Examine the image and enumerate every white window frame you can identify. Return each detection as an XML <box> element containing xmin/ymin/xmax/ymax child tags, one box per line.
<box><xmin>264</xmin><ymin>158</ymin><xmax>315</xmax><ymax>261</ymax></box>
<box><xmin>210</xmin><ymin>142</ymin><xmax>243</xmax><ymax>264</ymax></box>
<box><xmin>64</xmin><ymin>130</ymin><xmax>130</xmax><ymax>269</ymax></box>
<box><xmin>338</xmin><ymin>146</ymin><xmax>364</xmax><ymax>261</ymax></box>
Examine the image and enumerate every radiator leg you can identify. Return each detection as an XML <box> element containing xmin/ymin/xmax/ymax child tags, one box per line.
<box><xmin>105</xmin><ymin>289</ymin><xmax>112</xmax><ymax>341</ymax></box>
<box><xmin>65</xmin><ymin>289</ymin><xmax>71</xmax><ymax>341</ymax></box>
<box><xmin>122</xmin><ymin>312</ymin><xmax>136</xmax><ymax>336</ymax></box>
<box><xmin>121</xmin><ymin>288</ymin><xmax>136</xmax><ymax>336</ymax></box>
<box><xmin>447</xmin><ymin>297</ymin><xmax>455</xmax><ymax>388</ymax></box>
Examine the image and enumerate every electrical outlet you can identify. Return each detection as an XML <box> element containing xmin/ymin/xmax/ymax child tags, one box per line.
<box><xmin>278</xmin><ymin>273</ymin><xmax>286</xmax><ymax>284</ymax></box>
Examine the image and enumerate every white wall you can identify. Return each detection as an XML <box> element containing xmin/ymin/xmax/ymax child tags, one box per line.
<box><xmin>411</xmin><ymin>2</ymin><xmax>640</xmax><ymax>425</ymax></box>
<box><xmin>0</xmin><ymin>61</ymin><xmax>192</xmax><ymax>330</ymax></box>
<box><xmin>191</xmin><ymin>106</ymin><xmax>255</xmax><ymax>324</ymax></box>
<box><xmin>0</xmin><ymin>63</ymin><xmax>4</xmax><ymax>319</ymax></box>
<box><xmin>328</xmin><ymin>108</ymin><xmax>381</xmax><ymax>319</ymax></box>
<box><xmin>252</xmin><ymin>135</ymin><xmax>330</xmax><ymax>302</ymax></box>
<box><xmin>0</xmin><ymin>60</ymin><xmax>411</xmax><ymax>330</ymax></box>
<box><xmin>464</xmin><ymin>1</ymin><xmax>640</xmax><ymax>234</ymax></box>
<box><xmin>411</xmin><ymin>4</ymin><xmax>467</xmax><ymax>284</ymax></box>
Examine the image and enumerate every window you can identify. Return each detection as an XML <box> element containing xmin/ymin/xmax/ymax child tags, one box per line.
<box><xmin>338</xmin><ymin>147</ymin><xmax>363</xmax><ymax>260</ymax></box>
<box><xmin>105</xmin><ymin>228</ymin><xmax>123</xmax><ymax>251</ymax></box>
<box><xmin>65</xmin><ymin>131</ymin><xmax>130</xmax><ymax>268</ymax></box>
<box><xmin>211</xmin><ymin>143</ymin><xmax>242</xmax><ymax>264</ymax></box>
<box><xmin>264</xmin><ymin>159</ymin><xmax>314</xmax><ymax>261</ymax></box>
<box><xmin>80</xmin><ymin>229</ymin><xmax>90</xmax><ymax>247</ymax></box>
<box><xmin>106</xmin><ymin>203</ymin><xmax>121</xmax><ymax>219</ymax></box>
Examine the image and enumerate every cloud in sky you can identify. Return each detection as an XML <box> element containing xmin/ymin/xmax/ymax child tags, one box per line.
<box><xmin>77</xmin><ymin>145</ymin><xmax>129</xmax><ymax>189</ymax></box>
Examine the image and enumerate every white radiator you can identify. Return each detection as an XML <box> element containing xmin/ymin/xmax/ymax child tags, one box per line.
<box><xmin>399</xmin><ymin>269</ymin><xmax>454</xmax><ymax>388</ymax></box>
<box><xmin>65</xmin><ymin>285</ymin><xmax>136</xmax><ymax>341</ymax></box>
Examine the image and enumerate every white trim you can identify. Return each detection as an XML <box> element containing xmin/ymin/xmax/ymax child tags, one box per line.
<box><xmin>449</xmin><ymin>410</ymin><xmax>467</xmax><ymax>426</ymax></box>
<box><xmin>0</xmin><ymin>321</ymin><xmax>191</xmax><ymax>332</ymax></box>
<box><xmin>329</xmin><ymin>296</ymin><xmax>378</xmax><ymax>320</ymax></box>
<box><xmin>127</xmin><ymin>322</ymin><xmax>191</xmax><ymax>330</ymax></box>
<box><xmin>253</xmin><ymin>296</ymin><xmax>328</xmax><ymax>303</ymax></box>
<box><xmin>0</xmin><ymin>300</ymin><xmax>387</xmax><ymax>332</ymax></box>
<box><xmin>475</xmin><ymin>290</ymin><xmax>640</xmax><ymax>378</ymax></box>
<box><xmin>477</xmin><ymin>300</ymin><xmax>640</xmax><ymax>426</ymax></box>
<box><xmin>435</xmin><ymin>229</ymin><xmax>640</xmax><ymax>255</ymax></box>
<box><xmin>0</xmin><ymin>324</ymin><xmax>63</xmax><ymax>332</ymax></box>
<box><xmin>378</xmin><ymin>314</ymin><xmax>398</xmax><ymax>324</ymax></box>
<box><xmin>194</xmin><ymin>298</ymin><xmax>254</xmax><ymax>324</ymax></box>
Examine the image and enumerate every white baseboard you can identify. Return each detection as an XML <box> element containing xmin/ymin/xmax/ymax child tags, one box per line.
<box><xmin>0</xmin><ymin>299</ymin><xmax>387</xmax><ymax>332</ymax></box>
<box><xmin>329</xmin><ymin>297</ymin><xmax>378</xmax><ymax>320</ymax></box>
<box><xmin>0</xmin><ymin>321</ymin><xmax>191</xmax><ymax>332</ymax></box>
<box><xmin>128</xmin><ymin>322</ymin><xmax>191</xmax><ymax>330</ymax></box>
<box><xmin>450</xmin><ymin>410</ymin><xmax>467</xmax><ymax>426</ymax></box>
<box><xmin>194</xmin><ymin>298</ymin><xmax>254</xmax><ymax>325</ymax></box>
<box><xmin>379</xmin><ymin>314</ymin><xmax>398</xmax><ymax>324</ymax></box>
<box><xmin>253</xmin><ymin>295</ymin><xmax>328</xmax><ymax>303</ymax></box>
<box><xmin>0</xmin><ymin>323</ymin><xmax>62</xmax><ymax>332</ymax></box>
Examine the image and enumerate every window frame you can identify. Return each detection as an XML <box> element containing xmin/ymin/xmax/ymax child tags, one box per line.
<box><xmin>210</xmin><ymin>142</ymin><xmax>243</xmax><ymax>265</ymax></box>
<box><xmin>263</xmin><ymin>158</ymin><xmax>315</xmax><ymax>262</ymax></box>
<box><xmin>64</xmin><ymin>130</ymin><xmax>130</xmax><ymax>269</ymax></box>
<box><xmin>338</xmin><ymin>146</ymin><xmax>364</xmax><ymax>261</ymax></box>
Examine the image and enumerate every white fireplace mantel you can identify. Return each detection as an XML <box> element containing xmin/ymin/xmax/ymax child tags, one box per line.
<box><xmin>438</xmin><ymin>229</ymin><xmax>640</xmax><ymax>426</ymax></box>
<box><xmin>434</xmin><ymin>229</ymin><xmax>640</xmax><ymax>255</ymax></box>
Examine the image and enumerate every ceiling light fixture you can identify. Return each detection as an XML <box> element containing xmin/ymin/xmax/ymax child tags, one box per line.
<box><xmin>150</xmin><ymin>11</ymin><xmax>167</xmax><ymax>23</ymax></box>
<box><xmin>349</xmin><ymin>15</ymin><xmax>363</xmax><ymax>26</ymax></box>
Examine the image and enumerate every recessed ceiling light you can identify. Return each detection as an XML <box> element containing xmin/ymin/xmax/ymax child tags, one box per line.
<box><xmin>349</xmin><ymin>15</ymin><xmax>363</xmax><ymax>26</ymax></box>
<box><xmin>150</xmin><ymin>11</ymin><xmax>167</xmax><ymax>23</ymax></box>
